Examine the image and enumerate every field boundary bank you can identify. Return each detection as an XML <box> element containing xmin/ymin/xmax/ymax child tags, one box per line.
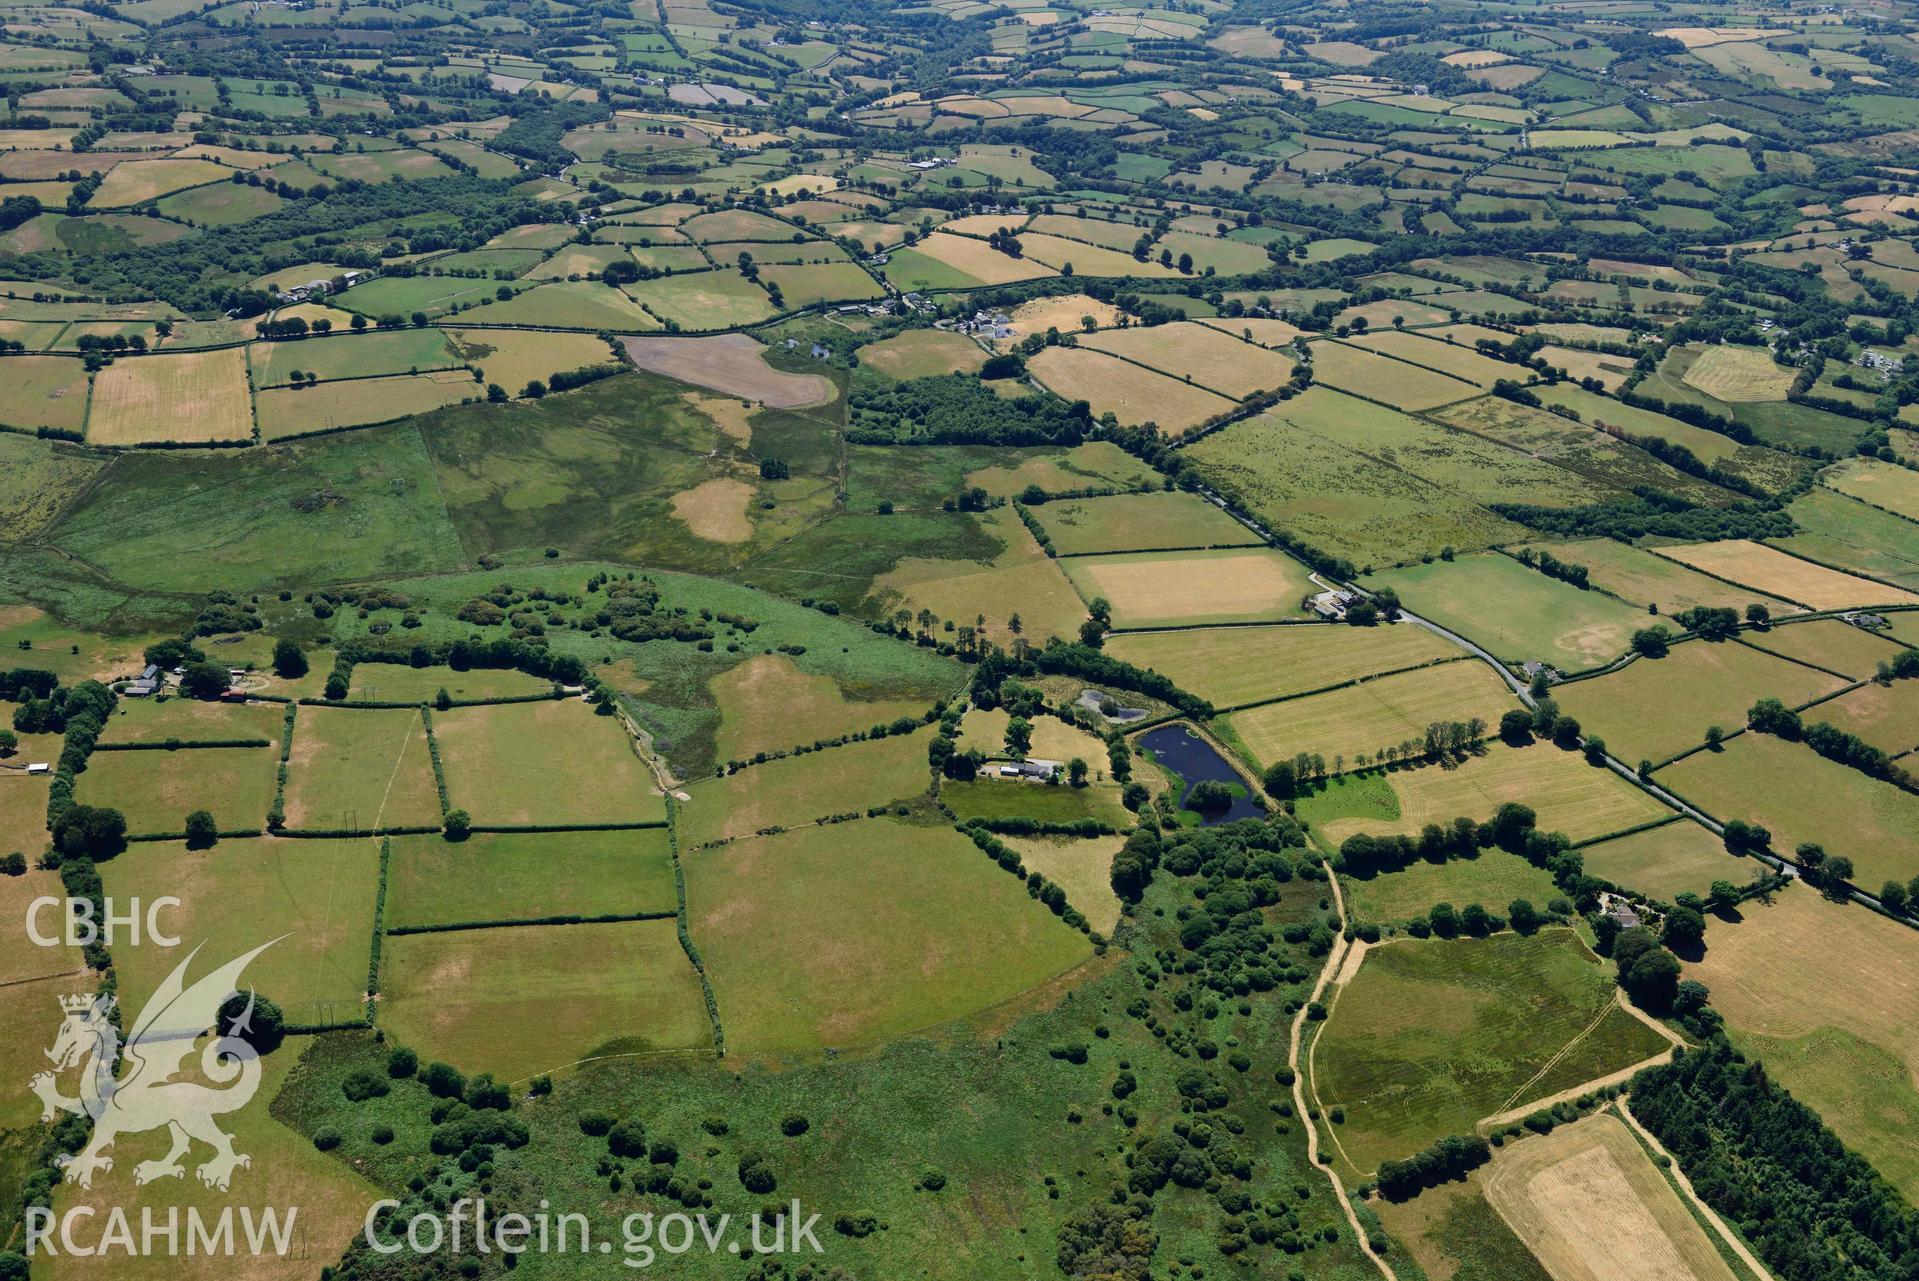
<box><xmin>386</xmin><ymin>909</ymin><xmax>678</xmax><ymax>935</ymax></box>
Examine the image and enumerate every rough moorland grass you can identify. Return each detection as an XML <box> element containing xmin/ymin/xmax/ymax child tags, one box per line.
<box><xmin>1577</xmin><ymin>820</ymin><xmax>1736</xmax><ymax>901</ymax></box>
<box><xmin>1064</xmin><ymin>547</ymin><xmax>1315</xmax><ymax>628</ymax></box>
<box><xmin>1321</xmin><ymin>744</ymin><xmax>1669</xmax><ymax>847</ymax></box>
<box><xmin>98</xmin><ymin>695</ymin><xmax>283</xmax><ymax>744</ymax></box>
<box><xmin>1107</xmin><ymin>620</ymin><xmax>1461</xmax><ymax>709</ymax></box>
<box><xmin>431</xmin><ymin>699</ymin><xmax>664</xmax><ymax>827</ymax></box>
<box><xmin>283</xmin><ymin>706</ymin><xmax>442</xmax><ymax>831</ymax></box>
<box><xmin>1774</xmin><ymin>488</ymin><xmax>1919</xmax><ymax>592</ymax></box>
<box><xmin>1553</xmin><ymin>639</ymin><xmax>1848</xmax><ymax>766</ymax></box>
<box><xmin>102</xmin><ymin>836</ymin><xmax>379</xmax><ymax>1022</ymax></box>
<box><xmin>1659</xmin><ymin>732</ymin><xmax>1919</xmax><ymax>888</ymax></box>
<box><xmin>384</xmin><ymin>828</ymin><xmax>677</xmax><ymax>927</ymax></box>
<box><xmin>380</xmin><ymin>919</ymin><xmax>711</xmax><ymax>1079</ymax></box>
<box><xmin>1183</xmin><ymin>397</ymin><xmax>1535</xmax><ymax>568</ymax></box>
<box><xmin>711</xmin><ymin>653</ymin><xmax>926</xmax><ymax>764</ymax></box>
<box><xmin>1315</xmin><ymin>929</ymin><xmax>1669</xmax><ymax>1173</ymax></box>
<box><xmin>1653</xmin><ymin>541</ymin><xmax>1919</xmax><ymax>610</ymax></box>
<box><xmin>1342</xmin><ymin>849</ymin><xmax>1560</xmax><ymax>925</ymax></box>
<box><xmin>1482</xmin><ymin>1112</ymin><xmax>1739</xmax><ymax>1281</ymax></box>
<box><xmin>75</xmin><ymin>744</ymin><xmax>278</xmax><ymax>834</ymax></box>
<box><xmin>679</xmin><ymin>729</ymin><xmax>930</xmax><ymax>846</ymax></box>
<box><xmin>1687</xmin><ymin>886</ymin><xmax>1919</xmax><ymax>1200</ymax></box>
<box><xmin>51</xmin><ymin>423</ymin><xmax>466</xmax><ymax>593</ymax></box>
<box><xmin>1031</xmin><ymin>490</ymin><xmax>1261</xmax><ymax>555</ymax></box>
<box><xmin>683</xmin><ymin>819</ymin><xmax>1093</xmax><ymax>1057</ymax></box>
<box><xmin>1367</xmin><ymin>553</ymin><xmax>1650</xmax><ymax>671</ymax></box>
<box><xmin>1225</xmin><ymin>660</ymin><xmax>1519</xmax><ymax>771</ymax></box>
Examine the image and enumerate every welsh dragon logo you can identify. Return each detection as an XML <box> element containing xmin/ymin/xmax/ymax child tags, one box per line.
<box><xmin>30</xmin><ymin>938</ymin><xmax>281</xmax><ymax>1191</ymax></box>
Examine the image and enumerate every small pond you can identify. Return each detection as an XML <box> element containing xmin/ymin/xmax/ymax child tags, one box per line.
<box><xmin>1138</xmin><ymin>723</ymin><xmax>1267</xmax><ymax>826</ymax></box>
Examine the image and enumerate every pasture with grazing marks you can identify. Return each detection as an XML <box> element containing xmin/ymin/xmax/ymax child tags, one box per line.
<box><xmin>1107</xmin><ymin>622</ymin><xmax>1460</xmax><ymax>708</ymax></box>
<box><xmin>282</xmin><ymin>706</ymin><xmax>443</xmax><ymax>831</ymax></box>
<box><xmin>1225</xmin><ymin>660</ymin><xmax>1519</xmax><ymax>772</ymax></box>
<box><xmin>384</xmin><ymin>828</ymin><xmax>677</xmax><ymax>927</ymax></box>
<box><xmin>857</xmin><ymin>328</ymin><xmax>985</xmax><ymax>379</ymax></box>
<box><xmin>1482</xmin><ymin>1112</ymin><xmax>1740</xmax><ymax>1281</ymax></box>
<box><xmin>0</xmin><ymin>355</ymin><xmax>87</xmax><ymax>431</ymax></box>
<box><xmin>1062</xmin><ymin>547</ymin><xmax>1314</xmax><ymax>628</ymax></box>
<box><xmin>1369</xmin><ymin>553</ymin><xmax>1651</xmax><ymax>672</ymax></box>
<box><xmin>430</xmin><ymin>699</ymin><xmax>665</xmax><ymax>827</ymax></box>
<box><xmin>1029</xmin><ymin>490</ymin><xmax>1259</xmax><ymax>555</ymax></box>
<box><xmin>710</xmin><ymin>653</ymin><xmax>925</xmax><ymax>764</ymax></box>
<box><xmin>1678</xmin><ymin>343</ymin><xmax>1794</xmax><ymax>402</ymax></box>
<box><xmin>380</xmin><ymin>919</ymin><xmax>711</xmax><ymax>1079</ymax></box>
<box><xmin>684</xmin><ymin>819</ymin><xmax>1093</xmax><ymax>1057</ymax></box>
<box><xmin>74</xmin><ymin>743</ymin><xmax>278</xmax><ymax>834</ymax></box>
<box><xmin>1319</xmin><ymin>743</ymin><xmax>1670</xmax><ymax>847</ymax></box>
<box><xmin>619</xmin><ymin>332</ymin><xmax>834</xmax><ymax>407</ymax></box>
<box><xmin>1314</xmin><ymin>929</ymin><xmax>1670</xmax><ymax>1173</ymax></box>
<box><xmin>1577</xmin><ymin>820</ymin><xmax>1737</xmax><ymax>902</ymax></box>
<box><xmin>1740</xmin><ymin>616</ymin><xmax>1911</xmax><ymax>680</ymax></box>
<box><xmin>87</xmin><ymin>347</ymin><xmax>252</xmax><ymax>445</ymax></box>
<box><xmin>679</xmin><ymin>728</ymin><xmax>931</xmax><ymax>846</ymax></box>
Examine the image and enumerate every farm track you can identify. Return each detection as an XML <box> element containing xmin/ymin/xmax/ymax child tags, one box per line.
<box><xmin>1620</xmin><ymin>1099</ymin><xmax>1779</xmax><ymax>1281</ymax></box>
<box><xmin>1288</xmin><ymin>864</ymin><xmax>1397</xmax><ymax>1281</ymax></box>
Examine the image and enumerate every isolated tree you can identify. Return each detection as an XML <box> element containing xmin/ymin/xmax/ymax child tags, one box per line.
<box><xmin>1661</xmin><ymin>906</ymin><xmax>1705</xmax><ymax>951</ymax></box>
<box><xmin>184</xmin><ymin>809</ymin><xmax>217</xmax><ymax>850</ymax></box>
<box><xmin>1004</xmin><ymin>717</ymin><xmax>1033</xmax><ymax>759</ymax></box>
<box><xmin>0</xmin><ymin>728</ymin><xmax>15</xmax><ymax>757</ymax></box>
<box><xmin>271</xmin><ymin>638</ymin><xmax>308</xmax><ymax>679</ymax></box>
<box><xmin>443</xmin><ymin>809</ymin><xmax>471</xmax><ymax>841</ymax></box>
<box><xmin>181</xmin><ymin>661</ymin><xmax>230</xmax><ymax>700</ymax></box>
<box><xmin>1068</xmin><ymin>757</ymin><xmax>1088</xmax><ymax>788</ymax></box>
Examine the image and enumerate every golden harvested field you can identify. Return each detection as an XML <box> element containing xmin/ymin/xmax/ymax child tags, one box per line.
<box><xmin>256</xmin><ymin>370</ymin><xmax>473</xmax><ymax>439</ymax></box>
<box><xmin>995</xmin><ymin>292</ymin><xmax>1129</xmax><ymax>348</ymax></box>
<box><xmin>0</xmin><ymin>354</ymin><xmax>87</xmax><ymax>431</ymax></box>
<box><xmin>669</xmin><ymin>475</ymin><xmax>755</xmax><ymax>543</ymax></box>
<box><xmin>1226</xmin><ymin>661</ymin><xmax>1519</xmax><ymax>770</ymax></box>
<box><xmin>1028</xmin><ymin>345</ymin><xmax>1235</xmax><ymax>434</ymax></box>
<box><xmin>85</xmin><ymin>157</ymin><xmax>230</xmax><ymax>207</ymax></box>
<box><xmin>1081</xmin><ymin>321</ymin><xmax>1297</xmax><ymax>399</ymax></box>
<box><xmin>1347</xmin><ymin>330</ymin><xmax>1520</xmax><ymax>387</ymax></box>
<box><xmin>1483</xmin><ymin>1112</ymin><xmax>1739</xmax><ymax>1281</ymax></box>
<box><xmin>1686</xmin><ymin>886</ymin><xmax>1919</xmax><ymax>1196</ymax></box>
<box><xmin>1654</xmin><ymin>541</ymin><xmax>1919</xmax><ymax>609</ymax></box>
<box><xmin>1016</xmin><ymin>233</ymin><xmax>1179</xmax><ymax>278</ymax></box>
<box><xmin>448</xmin><ymin>328</ymin><xmax>612</xmax><ymax>393</ymax></box>
<box><xmin>1516</xmin><ymin>538</ymin><xmax>1797</xmax><ymax>614</ymax></box>
<box><xmin>1577</xmin><ymin>820</ymin><xmax>1737</xmax><ymax>902</ymax></box>
<box><xmin>620</xmin><ymin>332</ymin><xmax>833</xmax><ymax>407</ymax></box>
<box><xmin>1107</xmin><ymin>622</ymin><xmax>1460</xmax><ymax>708</ymax></box>
<box><xmin>86</xmin><ymin>347</ymin><xmax>251</xmax><ymax>444</ymax></box>
<box><xmin>1064</xmin><ymin>548</ymin><xmax>1314</xmax><ymax>628</ymax></box>
<box><xmin>1307</xmin><ymin>339</ymin><xmax>1482</xmax><ymax>410</ymax></box>
<box><xmin>913</xmin><ymin>230</ymin><xmax>1059</xmax><ymax>285</ymax></box>
<box><xmin>1322</xmin><ymin>744</ymin><xmax>1670</xmax><ymax>846</ymax></box>
<box><xmin>1200</xmin><ymin>315</ymin><xmax>1305</xmax><ymax>347</ymax></box>
<box><xmin>710</xmin><ymin>653</ymin><xmax>927</xmax><ymax>763</ymax></box>
<box><xmin>1679</xmin><ymin>344</ymin><xmax>1794</xmax><ymax>402</ymax></box>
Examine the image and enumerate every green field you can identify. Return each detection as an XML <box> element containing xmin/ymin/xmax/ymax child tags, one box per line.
<box><xmin>1314</xmin><ymin>929</ymin><xmax>1670</xmax><ymax>1173</ymax></box>
<box><xmin>98</xmin><ymin>695</ymin><xmax>282</xmax><ymax>744</ymax></box>
<box><xmin>75</xmin><ymin>744</ymin><xmax>278</xmax><ymax>834</ymax></box>
<box><xmin>684</xmin><ymin>819</ymin><xmax>1093</xmax><ymax>1056</ymax></box>
<box><xmin>1577</xmin><ymin>820</ymin><xmax>1736</xmax><ymax>902</ymax></box>
<box><xmin>1773</xmin><ymin>488</ymin><xmax>1919</xmax><ymax>593</ymax></box>
<box><xmin>1342</xmin><ymin>849</ymin><xmax>1560</xmax><ymax>925</ymax></box>
<box><xmin>283</xmin><ymin>706</ymin><xmax>443</xmax><ymax>831</ymax></box>
<box><xmin>1515</xmin><ymin>537</ymin><xmax>1797</xmax><ymax>614</ymax></box>
<box><xmin>940</xmin><ymin>775</ymin><xmax>1133</xmax><ymax>827</ymax></box>
<box><xmin>679</xmin><ymin>729</ymin><xmax>931</xmax><ymax>846</ymax></box>
<box><xmin>1657</xmin><ymin>732</ymin><xmax>1919</xmax><ymax>890</ymax></box>
<box><xmin>385</xmin><ymin>828</ymin><xmax>676</xmax><ymax>926</ymax></box>
<box><xmin>1368</xmin><ymin>553</ymin><xmax>1649</xmax><ymax>672</ymax></box>
<box><xmin>1030</xmin><ymin>490</ymin><xmax>1260</xmax><ymax>555</ymax></box>
<box><xmin>249</xmin><ymin>328</ymin><xmax>465</xmax><ymax>388</ymax></box>
<box><xmin>101</xmin><ymin>837</ymin><xmax>379</xmax><ymax>1024</ymax></box>
<box><xmin>431</xmin><ymin>699</ymin><xmax>664</xmax><ymax>827</ymax></box>
<box><xmin>380</xmin><ymin>919</ymin><xmax>711</xmax><ymax>1078</ymax></box>
<box><xmin>1553</xmin><ymin>638</ymin><xmax>1848</xmax><ymax>766</ymax></box>
<box><xmin>1107</xmin><ymin>622</ymin><xmax>1461</xmax><ymax>709</ymax></box>
<box><xmin>1224</xmin><ymin>659</ymin><xmax>1518</xmax><ymax>771</ymax></box>
<box><xmin>341</xmin><ymin>664</ymin><xmax>554</xmax><ymax>704</ymax></box>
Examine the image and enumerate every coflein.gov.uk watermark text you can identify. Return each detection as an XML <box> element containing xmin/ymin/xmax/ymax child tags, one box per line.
<box><xmin>366</xmin><ymin>1198</ymin><xmax>825</xmax><ymax>1269</ymax></box>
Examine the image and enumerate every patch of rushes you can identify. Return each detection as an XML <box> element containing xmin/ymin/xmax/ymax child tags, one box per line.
<box><xmin>668</xmin><ymin>794</ymin><xmax>724</xmax><ymax>1058</ymax></box>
